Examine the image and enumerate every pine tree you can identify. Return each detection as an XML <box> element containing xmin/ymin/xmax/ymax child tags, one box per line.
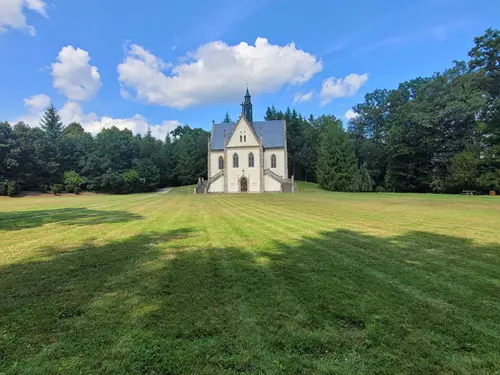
<box><xmin>222</xmin><ymin>111</ymin><xmax>233</xmax><ymax>123</ymax></box>
<box><xmin>316</xmin><ymin>125</ymin><xmax>358</xmax><ymax>191</ymax></box>
<box><xmin>40</xmin><ymin>104</ymin><xmax>64</xmax><ymax>141</ymax></box>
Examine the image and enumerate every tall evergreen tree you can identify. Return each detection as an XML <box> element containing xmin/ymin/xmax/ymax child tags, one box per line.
<box><xmin>40</xmin><ymin>104</ymin><xmax>64</xmax><ymax>141</ymax></box>
<box><xmin>316</xmin><ymin>123</ymin><xmax>358</xmax><ymax>191</ymax></box>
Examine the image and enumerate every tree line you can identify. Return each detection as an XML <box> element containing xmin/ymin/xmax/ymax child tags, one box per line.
<box><xmin>1</xmin><ymin>29</ymin><xmax>499</xmax><ymax>195</ymax></box>
<box><xmin>0</xmin><ymin>106</ymin><xmax>208</xmax><ymax>195</ymax></box>
<box><xmin>268</xmin><ymin>28</ymin><xmax>500</xmax><ymax>193</ymax></box>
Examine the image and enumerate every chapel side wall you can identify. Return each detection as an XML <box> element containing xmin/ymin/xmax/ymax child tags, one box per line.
<box><xmin>226</xmin><ymin>147</ymin><xmax>261</xmax><ymax>193</ymax></box>
<box><xmin>263</xmin><ymin>149</ymin><xmax>286</xmax><ymax>192</ymax></box>
<box><xmin>264</xmin><ymin>149</ymin><xmax>286</xmax><ymax>177</ymax></box>
<box><xmin>210</xmin><ymin>151</ymin><xmax>224</xmax><ymax>178</ymax></box>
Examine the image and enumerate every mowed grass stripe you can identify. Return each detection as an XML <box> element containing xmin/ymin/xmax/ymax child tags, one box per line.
<box><xmin>217</xmin><ymin>194</ymin><xmax>500</xmax><ymax>337</ymax></box>
<box><xmin>235</xmin><ymin>194</ymin><xmax>500</xmax><ymax>279</ymax></box>
<box><xmin>230</xmin><ymin>194</ymin><xmax>500</xmax><ymax>304</ymax></box>
<box><xmin>0</xmin><ymin>193</ymin><xmax>151</xmax><ymax>212</ymax></box>
<box><xmin>249</xmin><ymin>193</ymin><xmax>499</xmax><ymax>241</ymax></box>
<box><xmin>200</xmin><ymin>196</ymin><xmax>326</xmax><ymax>365</ymax></box>
<box><xmin>232</xmin><ymin>193</ymin><xmax>500</xmax><ymax>274</ymax></box>
<box><xmin>0</xmin><ymin>195</ymin><xmax>168</xmax><ymax>263</ymax></box>
<box><xmin>231</xmin><ymin>193</ymin><xmax>420</xmax><ymax>238</ymax></box>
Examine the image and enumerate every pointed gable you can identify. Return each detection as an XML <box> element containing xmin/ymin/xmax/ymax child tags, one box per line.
<box><xmin>211</xmin><ymin>119</ymin><xmax>285</xmax><ymax>150</ymax></box>
<box><xmin>226</xmin><ymin>115</ymin><xmax>260</xmax><ymax>147</ymax></box>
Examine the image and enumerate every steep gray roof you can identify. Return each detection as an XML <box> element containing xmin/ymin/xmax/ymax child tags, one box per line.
<box><xmin>211</xmin><ymin>120</ymin><xmax>285</xmax><ymax>150</ymax></box>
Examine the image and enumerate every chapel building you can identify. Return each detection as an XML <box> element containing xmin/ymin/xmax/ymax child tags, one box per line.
<box><xmin>196</xmin><ymin>89</ymin><xmax>295</xmax><ymax>193</ymax></box>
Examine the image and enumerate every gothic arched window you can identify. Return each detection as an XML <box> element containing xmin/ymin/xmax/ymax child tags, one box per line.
<box><xmin>248</xmin><ymin>152</ymin><xmax>254</xmax><ymax>168</ymax></box>
<box><xmin>244</xmin><ymin>135</ymin><xmax>247</xmax><ymax>142</ymax></box>
<box><xmin>271</xmin><ymin>154</ymin><xmax>277</xmax><ymax>168</ymax></box>
<box><xmin>218</xmin><ymin>156</ymin><xmax>224</xmax><ymax>170</ymax></box>
<box><xmin>233</xmin><ymin>153</ymin><xmax>239</xmax><ymax>168</ymax></box>
<box><xmin>240</xmin><ymin>135</ymin><xmax>242</xmax><ymax>142</ymax></box>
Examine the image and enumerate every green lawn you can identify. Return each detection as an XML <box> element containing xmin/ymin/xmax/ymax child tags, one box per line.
<box><xmin>1</xmin><ymin>185</ymin><xmax>500</xmax><ymax>374</ymax></box>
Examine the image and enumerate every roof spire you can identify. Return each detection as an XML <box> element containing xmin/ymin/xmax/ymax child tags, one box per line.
<box><xmin>242</xmin><ymin>86</ymin><xmax>253</xmax><ymax>123</ymax></box>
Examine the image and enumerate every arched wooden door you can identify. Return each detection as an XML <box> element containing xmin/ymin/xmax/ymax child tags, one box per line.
<box><xmin>240</xmin><ymin>177</ymin><xmax>248</xmax><ymax>192</ymax></box>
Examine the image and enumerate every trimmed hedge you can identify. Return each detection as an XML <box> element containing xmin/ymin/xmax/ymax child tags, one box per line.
<box><xmin>65</xmin><ymin>184</ymin><xmax>76</xmax><ymax>193</ymax></box>
<box><xmin>74</xmin><ymin>186</ymin><xmax>82</xmax><ymax>195</ymax></box>
<box><xmin>0</xmin><ymin>183</ymin><xmax>7</xmax><ymax>196</ymax></box>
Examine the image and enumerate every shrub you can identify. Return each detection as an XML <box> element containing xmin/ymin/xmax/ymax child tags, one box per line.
<box><xmin>7</xmin><ymin>182</ymin><xmax>18</xmax><ymax>197</ymax></box>
<box><xmin>52</xmin><ymin>184</ymin><xmax>64</xmax><ymax>195</ymax></box>
<box><xmin>65</xmin><ymin>184</ymin><xmax>76</xmax><ymax>193</ymax></box>
<box><xmin>63</xmin><ymin>171</ymin><xmax>84</xmax><ymax>187</ymax></box>
<box><xmin>39</xmin><ymin>184</ymin><xmax>49</xmax><ymax>193</ymax></box>
<box><xmin>121</xmin><ymin>169</ymin><xmax>141</xmax><ymax>194</ymax></box>
<box><xmin>74</xmin><ymin>186</ymin><xmax>82</xmax><ymax>195</ymax></box>
<box><xmin>0</xmin><ymin>182</ymin><xmax>7</xmax><ymax>196</ymax></box>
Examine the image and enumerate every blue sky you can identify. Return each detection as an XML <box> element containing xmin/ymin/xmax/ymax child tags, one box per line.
<box><xmin>0</xmin><ymin>0</ymin><xmax>499</xmax><ymax>138</ymax></box>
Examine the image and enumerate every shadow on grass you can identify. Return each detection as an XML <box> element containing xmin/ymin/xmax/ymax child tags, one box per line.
<box><xmin>1</xmin><ymin>228</ymin><xmax>499</xmax><ymax>374</ymax></box>
<box><xmin>0</xmin><ymin>208</ymin><xmax>144</xmax><ymax>231</ymax></box>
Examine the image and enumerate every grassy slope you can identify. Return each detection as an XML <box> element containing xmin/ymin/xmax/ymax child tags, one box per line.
<box><xmin>1</xmin><ymin>185</ymin><xmax>499</xmax><ymax>374</ymax></box>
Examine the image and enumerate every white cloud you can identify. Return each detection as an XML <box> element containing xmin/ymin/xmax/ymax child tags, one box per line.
<box><xmin>319</xmin><ymin>73</ymin><xmax>369</xmax><ymax>106</ymax></box>
<box><xmin>0</xmin><ymin>0</ymin><xmax>48</xmax><ymax>36</ymax></box>
<box><xmin>293</xmin><ymin>91</ymin><xmax>313</xmax><ymax>104</ymax></box>
<box><xmin>58</xmin><ymin>101</ymin><xmax>98</xmax><ymax>124</ymax></box>
<box><xmin>15</xmin><ymin>98</ymin><xmax>181</xmax><ymax>140</ymax></box>
<box><xmin>23</xmin><ymin>93</ymin><xmax>50</xmax><ymax>112</ymax></box>
<box><xmin>59</xmin><ymin>101</ymin><xmax>181</xmax><ymax>139</ymax></box>
<box><xmin>14</xmin><ymin>93</ymin><xmax>50</xmax><ymax>125</ymax></box>
<box><xmin>345</xmin><ymin>109</ymin><xmax>359</xmax><ymax>121</ymax></box>
<box><xmin>52</xmin><ymin>46</ymin><xmax>102</xmax><ymax>101</ymax></box>
<box><xmin>118</xmin><ymin>37</ymin><xmax>323</xmax><ymax>109</ymax></box>
<box><xmin>25</xmin><ymin>0</ymin><xmax>47</xmax><ymax>17</ymax></box>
